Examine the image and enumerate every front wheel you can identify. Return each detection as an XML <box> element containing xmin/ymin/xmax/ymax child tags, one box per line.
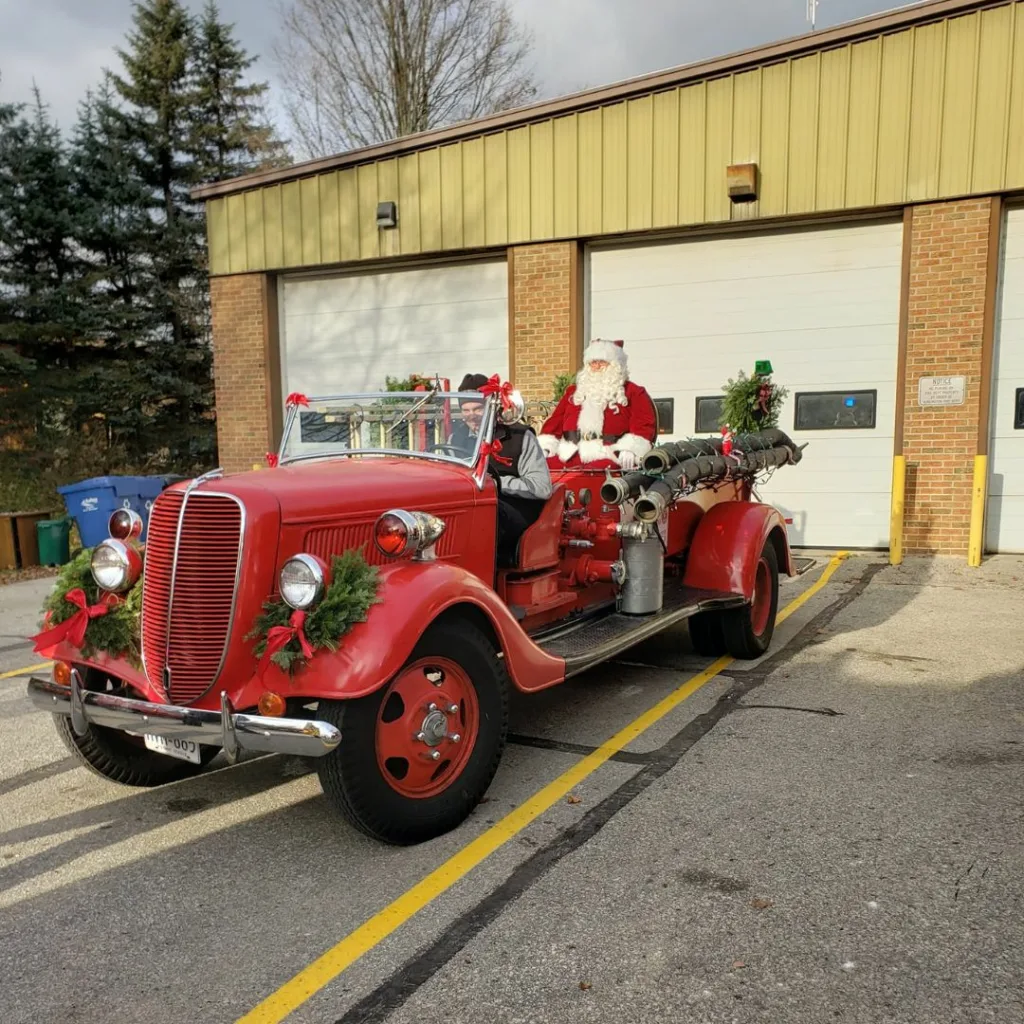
<box><xmin>720</xmin><ymin>539</ymin><xmax>780</xmax><ymax>659</ymax></box>
<box><xmin>315</xmin><ymin>619</ymin><xmax>510</xmax><ymax>845</ymax></box>
<box><xmin>54</xmin><ymin>667</ymin><xmax>221</xmax><ymax>786</ymax></box>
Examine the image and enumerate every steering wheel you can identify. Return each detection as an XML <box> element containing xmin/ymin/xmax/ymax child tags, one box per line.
<box><xmin>427</xmin><ymin>443</ymin><xmax>465</xmax><ymax>456</ymax></box>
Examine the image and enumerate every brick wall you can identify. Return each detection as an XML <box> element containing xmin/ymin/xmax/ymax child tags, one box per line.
<box><xmin>902</xmin><ymin>198</ymin><xmax>994</xmax><ymax>555</ymax></box>
<box><xmin>210</xmin><ymin>273</ymin><xmax>274</xmax><ymax>475</ymax></box>
<box><xmin>510</xmin><ymin>242</ymin><xmax>579</xmax><ymax>405</ymax></box>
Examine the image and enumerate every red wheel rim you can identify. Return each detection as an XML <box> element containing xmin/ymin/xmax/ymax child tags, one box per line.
<box><xmin>375</xmin><ymin>657</ymin><xmax>480</xmax><ymax>800</ymax></box>
<box><xmin>750</xmin><ymin>557</ymin><xmax>772</xmax><ymax>637</ymax></box>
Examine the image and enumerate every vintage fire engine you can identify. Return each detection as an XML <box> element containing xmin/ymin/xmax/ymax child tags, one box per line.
<box><xmin>26</xmin><ymin>382</ymin><xmax>803</xmax><ymax>844</ymax></box>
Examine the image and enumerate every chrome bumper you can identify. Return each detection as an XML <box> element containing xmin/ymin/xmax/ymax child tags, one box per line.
<box><xmin>27</xmin><ymin>671</ymin><xmax>341</xmax><ymax>760</ymax></box>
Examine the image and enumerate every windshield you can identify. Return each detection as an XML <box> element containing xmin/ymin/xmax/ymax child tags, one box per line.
<box><xmin>278</xmin><ymin>391</ymin><xmax>491</xmax><ymax>467</ymax></box>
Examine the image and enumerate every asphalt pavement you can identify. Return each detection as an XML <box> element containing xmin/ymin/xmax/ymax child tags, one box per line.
<box><xmin>1</xmin><ymin>553</ymin><xmax>1022</xmax><ymax>1024</ymax></box>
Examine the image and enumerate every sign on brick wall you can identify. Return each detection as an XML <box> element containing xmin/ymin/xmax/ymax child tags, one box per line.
<box><xmin>918</xmin><ymin>375</ymin><xmax>967</xmax><ymax>407</ymax></box>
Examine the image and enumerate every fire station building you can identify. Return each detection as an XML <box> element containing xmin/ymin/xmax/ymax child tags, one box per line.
<box><xmin>193</xmin><ymin>0</ymin><xmax>1024</xmax><ymax>560</ymax></box>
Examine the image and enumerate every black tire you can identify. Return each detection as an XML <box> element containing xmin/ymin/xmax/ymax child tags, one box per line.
<box><xmin>688</xmin><ymin>612</ymin><xmax>727</xmax><ymax>657</ymax></box>
<box><xmin>721</xmin><ymin>539</ymin><xmax>780</xmax><ymax>660</ymax></box>
<box><xmin>55</xmin><ymin>715</ymin><xmax>220</xmax><ymax>787</ymax></box>
<box><xmin>316</xmin><ymin>619</ymin><xmax>509</xmax><ymax>845</ymax></box>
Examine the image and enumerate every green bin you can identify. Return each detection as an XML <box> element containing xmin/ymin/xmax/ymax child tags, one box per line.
<box><xmin>37</xmin><ymin>518</ymin><xmax>71</xmax><ymax>567</ymax></box>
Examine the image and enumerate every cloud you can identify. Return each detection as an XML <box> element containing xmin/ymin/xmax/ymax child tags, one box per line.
<box><xmin>0</xmin><ymin>0</ymin><xmax>915</xmax><ymax>139</ymax></box>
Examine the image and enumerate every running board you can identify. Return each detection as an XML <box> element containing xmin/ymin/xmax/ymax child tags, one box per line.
<box><xmin>537</xmin><ymin>586</ymin><xmax>747</xmax><ymax>678</ymax></box>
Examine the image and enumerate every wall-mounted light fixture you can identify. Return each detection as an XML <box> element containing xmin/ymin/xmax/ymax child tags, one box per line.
<box><xmin>726</xmin><ymin>163</ymin><xmax>758</xmax><ymax>203</ymax></box>
<box><xmin>376</xmin><ymin>201</ymin><xmax>398</xmax><ymax>229</ymax></box>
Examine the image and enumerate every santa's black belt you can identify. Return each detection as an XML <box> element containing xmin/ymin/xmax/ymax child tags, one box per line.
<box><xmin>563</xmin><ymin>431</ymin><xmax>620</xmax><ymax>443</ymax></box>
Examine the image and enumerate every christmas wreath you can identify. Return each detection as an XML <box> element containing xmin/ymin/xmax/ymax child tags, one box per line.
<box><xmin>720</xmin><ymin>363</ymin><xmax>789</xmax><ymax>435</ymax></box>
<box><xmin>32</xmin><ymin>549</ymin><xmax>143</xmax><ymax>665</ymax></box>
<box><xmin>246</xmin><ymin>549</ymin><xmax>382</xmax><ymax>676</ymax></box>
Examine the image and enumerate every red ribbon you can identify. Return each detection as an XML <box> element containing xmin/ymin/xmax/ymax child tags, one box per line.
<box><xmin>478</xmin><ymin>375</ymin><xmax>515</xmax><ymax>411</ymax></box>
<box><xmin>475</xmin><ymin>438</ymin><xmax>514</xmax><ymax>475</ymax></box>
<box><xmin>721</xmin><ymin>426</ymin><xmax>734</xmax><ymax>456</ymax></box>
<box><xmin>757</xmin><ymin>383</ymin><xmax>772</xmax><ymax>415</ymax></box>
<box><xmin>265</xmin><ymin>452</ymin><xmax>279</xmax><ymax>468</ymax></box>
<box><xmin>258</xmin><ymin>609</ymin><xmax>314</xmax><ymax>677</ymax></box>
<box><xmin>31</xmin><ymin>588</ymin><xmax>109</xmax><ymax>654</ymax></box>
<box><xmin>285</xmin><ymin>392</ymin><xmax>309</xmax><ymax>409</ymax></box>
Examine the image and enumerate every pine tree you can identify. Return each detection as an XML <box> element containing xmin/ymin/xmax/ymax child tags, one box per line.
<box><xmin>0</xmin><ymin>89</ymin><xmax>88</xmax><ymax>433</ymax></box>
<box><xmin>190</xmin><ymin>0</ymin><xmax>289</xmax><ymax>183</ymax></box>
<box><xmin>101</xmin><ymin>0</ymin><xmax>215</xmax><ymax>467</ymax></box>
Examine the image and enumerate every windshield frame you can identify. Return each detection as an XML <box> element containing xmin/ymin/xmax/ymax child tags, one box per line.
<box><xmin>275</xmin><ymin>389</ymin><xmax>499</xmax><ymax>483</ymax></box>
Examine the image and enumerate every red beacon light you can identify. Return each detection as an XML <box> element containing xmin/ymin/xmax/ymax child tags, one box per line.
<box><xmin>108</xmin><ymin>508</ymin><xmax>144</xmax><ymax>542</ymax></box>
<box><xmin>373</xmin><ymin>509</ymin><xmax>446</xmax><ymax>560</ymax></box>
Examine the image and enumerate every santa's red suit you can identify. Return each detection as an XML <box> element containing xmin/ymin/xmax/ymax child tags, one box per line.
<box><xmin>538</xmin><ymin>339</ymin><xmax>657</xmax><ymax>469</ymax></box>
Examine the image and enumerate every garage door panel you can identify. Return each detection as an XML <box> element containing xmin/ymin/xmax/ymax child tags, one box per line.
<box><xmin>588</xmin><ymin>221</ymin><xmax>903</xmax><ymax>549</ymax></box>
<box><xmin>280</xmin><ymin>260</ymin><xmax>508</xmax><ymax>397</ymax></box>
<box><xmin>987</xmin><ymin>206</ymin><xmax>1024</xmax><ymax>552</ymax></box>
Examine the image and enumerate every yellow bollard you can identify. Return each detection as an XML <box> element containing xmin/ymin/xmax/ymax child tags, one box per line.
<box><xmin>967</xmin><ymin>454</ymin><xmax>988</xmax><ymax>567</ymax></box>
<box><xmin>889</xmin><ymin>455</ymin><xmax>906</xmax><ymax>566</ymax></box>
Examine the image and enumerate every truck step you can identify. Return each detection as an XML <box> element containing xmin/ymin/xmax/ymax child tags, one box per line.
<box><xmin>537</xmin><ymin>585</ymin><xmax>746</xmax><ymax>677</ymax></box>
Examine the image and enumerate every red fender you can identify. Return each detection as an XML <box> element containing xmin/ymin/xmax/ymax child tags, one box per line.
<box><xmin>682</xmin><ymin>501</ymin><xmax>794</xmax><ymax>601</ymax></box>
<box><xmin>245</xmin><ymin>560</ymin><xmax>568</xmax><ymax>704</ymax></box>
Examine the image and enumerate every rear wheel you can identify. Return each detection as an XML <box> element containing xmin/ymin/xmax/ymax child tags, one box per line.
<box><xmin>720</xmin><ymin>539</ymin><xmax>780</xmax><ymax>659</ymax></box>
<box><xmin>316</xmin><ymin>620</ymin><xmax>509</xmax><ymax>845</ymax></box>
<box><xmin>687</xmin><ymin>612</ymin><xmax>727</xmax><ymax>657</ymax></box>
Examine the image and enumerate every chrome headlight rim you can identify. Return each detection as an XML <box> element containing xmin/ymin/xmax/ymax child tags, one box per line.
<box><xmin>279</xmin><ymin>553</ymin><xmax>328</xmax><ymax>611</ymax></box>
<box><xmin>90</xmin><ymin>539</ymin><xmax>141</xmax><ymax>593</ymax></box>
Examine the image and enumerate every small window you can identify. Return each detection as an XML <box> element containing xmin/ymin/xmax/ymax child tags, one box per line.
<box><xmin>1015</xmin><ymin>388</ymin><xmax>1024</xmax><ymax>430</ymax></box>
<box><xmin>653</xmin><ymin>398</ymin><xmax>674</xmax><ymax>434</ymax></box>
<box><xmin>794</xmin><ymin>390</ymin><xmax>877</xmax><ymax>430</ymax></box>
<box><xmin>695</xmin><ymin>396</ymin><xmax>724</xmax><ymax>434</ymax></box>
<box><xmin>299</xmin><ymin>411</ymin><xmax>352</xmax><ymax>445</ymax></box>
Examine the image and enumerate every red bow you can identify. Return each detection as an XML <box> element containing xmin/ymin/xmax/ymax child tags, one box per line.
<box><xmin>31</xmin><ymin>588</ymin><xmax>109</xmax><ymax>655</ymax></box>
<box><xmin>258</xmin><ymin>609</ymin><xmax>314</xmax><ymax>677</ymax></box>
<box><xmin>476</xmin><ymin>438</ymin><xmax>513</xmax><ymax>475</ymax></box>
<box><xmin>757</xmin><ymin>383</ymin><xmax>772</xmax><ymax>414</ymax></box>
<box><xmin>478</xmin><ymin>375</ymin><xmax>515</xmax><ymax>411</ymax></box>
<box><xmin>285</xmin><ymin>392</ymin><xmax>309</xmax><ymax>409</ymax></box>
<box><xmin>721</xmin><ymin>426</ymin><xmax>734</xmax><ymax>456</ymax></box>
<box><xmin>265</xmin><ymin>452</ymin><xmax>279</xmax><ymax>468</ymax></box>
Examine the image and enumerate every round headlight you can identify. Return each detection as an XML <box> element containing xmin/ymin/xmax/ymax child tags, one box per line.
<box><xmin>90</xmin><ymin>540</ymin><xmax>141</xmax><ymax>593</ymax></box>
<box><xmin>279</xmin><ymin>554</ymin><xmax>327</xmax><ymax>610</ymax></box>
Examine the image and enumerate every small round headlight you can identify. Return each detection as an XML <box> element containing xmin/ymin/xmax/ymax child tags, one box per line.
<box><xmin>90</xmin><ymin>540</ymin><xmax>141</xmax><ymax>593</ymax></box>
<box><xmin>108</xmin><ymin>508</ymin><xmax>144</xmax><ymax>541</ymax></box>
<box><xmin>279</xmin><ymin>554</ymin><xmax>327</xmax><ymax>610</ymax></box>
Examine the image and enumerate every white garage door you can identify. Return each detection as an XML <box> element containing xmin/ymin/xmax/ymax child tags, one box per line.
<box><xmin>587</xmin><ymin>221</ymin><xmax>904</xmax><ymax>549</ymax></box>
<box><xmin>987</xmin><ymin>206</ymin><xmax>1024</xmax><ymax>553</ymax></box>
<box><xmin>279</xmin><ymin>259</ymin><xmax>509</xmax><ymax>398</ymax></box>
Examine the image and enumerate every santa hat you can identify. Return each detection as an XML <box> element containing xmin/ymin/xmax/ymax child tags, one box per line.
<box><xmin>582</xmin><ymin>338</ymin><xmax>626</xmax><ymax>369</ymax></box>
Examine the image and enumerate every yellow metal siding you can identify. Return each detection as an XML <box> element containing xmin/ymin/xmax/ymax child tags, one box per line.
<box><xmin>208</xmin><ymin>2</ymin><xmax>1024</xmax><ymax>274</ymax></box>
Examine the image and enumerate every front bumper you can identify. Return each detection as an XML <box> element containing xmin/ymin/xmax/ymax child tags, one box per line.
<box><xmin>27</xmin><ymin>671</ymin><xmax>341</xmax><ymax>761</ymax></box>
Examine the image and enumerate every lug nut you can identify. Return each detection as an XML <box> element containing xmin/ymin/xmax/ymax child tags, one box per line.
<box><xmin>446</xmin><ymin>703</ymin><xmax>458</xmax><ymax>715</ymax></box>
<box><xmin>448</xmin><ymin>733</ymin><xmax>461</xmax><ymax>743</ymax></box>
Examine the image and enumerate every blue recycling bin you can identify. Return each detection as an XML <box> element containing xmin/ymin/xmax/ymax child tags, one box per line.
<box><xmin>57</xmin><ymin>475</ymin><xmax>177</xmax><ymax>549</ymax></box>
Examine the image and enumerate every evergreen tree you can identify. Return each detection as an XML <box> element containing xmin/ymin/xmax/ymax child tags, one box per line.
<box><xmin>0</xmin><ymin>89</ymin><xmax>88</xmax><ymax>435</ymax></box>
<box><xmin>101</xmin><ymin>0</ymin><xmax>215</xmax><ymax>466</ymax></box>
<box><xmin>191</xmin><ymin>0</ymin><xmax>289</xmax><ymax>183</ymax></box>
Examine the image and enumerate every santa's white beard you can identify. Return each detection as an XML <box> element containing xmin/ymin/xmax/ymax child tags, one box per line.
<box><xmin>573</xmin><ymin>364</ymin><xmax>628</xmax><ymax>436</ymax></box>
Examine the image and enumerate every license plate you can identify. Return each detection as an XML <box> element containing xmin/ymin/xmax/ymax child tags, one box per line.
<box><xmin>143</xmin><ymin>734</ymin><xmax>201</xmax><ymax>764</ymax></box>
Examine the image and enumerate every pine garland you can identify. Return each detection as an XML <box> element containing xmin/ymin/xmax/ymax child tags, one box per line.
<box><xmin>246</xmin><ymin>549</ymin><xmax>383</xmax><ymax>674</ymax></box>
<box><xmin>720</xmin><ymin>369</ymin><xmax>789</xmax><ymax>435</ymax></box>
<box><xmin>41</xmin><ymin>548</ymin><xmax>143</xmax><ymax>664</ymax></box>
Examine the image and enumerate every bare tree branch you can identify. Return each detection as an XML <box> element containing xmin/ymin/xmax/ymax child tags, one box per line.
<box><xmin>274</xmin><ymin>0</ymin><xmax>538</xmax><ymax>158</ymax></box>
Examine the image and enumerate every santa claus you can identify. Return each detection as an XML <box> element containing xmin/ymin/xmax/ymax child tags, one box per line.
<box><xmin>538</xmin><ymin>339</ymin><xmax>657</xmax><ymax>470</ymax></box>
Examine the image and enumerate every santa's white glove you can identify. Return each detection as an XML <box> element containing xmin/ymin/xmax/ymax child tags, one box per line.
<box><xmin>617</xmin><ymin>450</ymin><xmax>638</xmax><ymax>471</ymax></box>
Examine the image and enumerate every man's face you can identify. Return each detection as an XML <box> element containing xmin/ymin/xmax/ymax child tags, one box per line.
<box><xmin>588</xmin><ymin>359</ymin><xmax>610</xmax><ymax>373</ymax></box>
<box><xmin>461</xmin><ymin>400</ymin><xmax>484</xmax><ymax>433</ymax></box>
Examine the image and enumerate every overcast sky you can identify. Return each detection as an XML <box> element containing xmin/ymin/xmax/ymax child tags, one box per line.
<box><xmin>0</xmin><ymin>0</ymin><xmax>922</xmax><ymax>152</ymax></box>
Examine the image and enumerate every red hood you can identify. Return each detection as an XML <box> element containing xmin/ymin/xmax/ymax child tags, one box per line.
<box><xmin>193</xmin><ymin>456</ymin><xmax>484</xmax><ymax>521</ymax></box>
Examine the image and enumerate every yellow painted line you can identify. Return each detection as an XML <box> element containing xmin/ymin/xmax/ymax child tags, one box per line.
<box><xmin>238</xmin><ymin>551</ymin><xmax>850</xmax><ymax>1024</ymax></box>
<box><xmin>0</xmin><ymin>661</ymin><xmax>50</xmax><ymax>682</ymax></box>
